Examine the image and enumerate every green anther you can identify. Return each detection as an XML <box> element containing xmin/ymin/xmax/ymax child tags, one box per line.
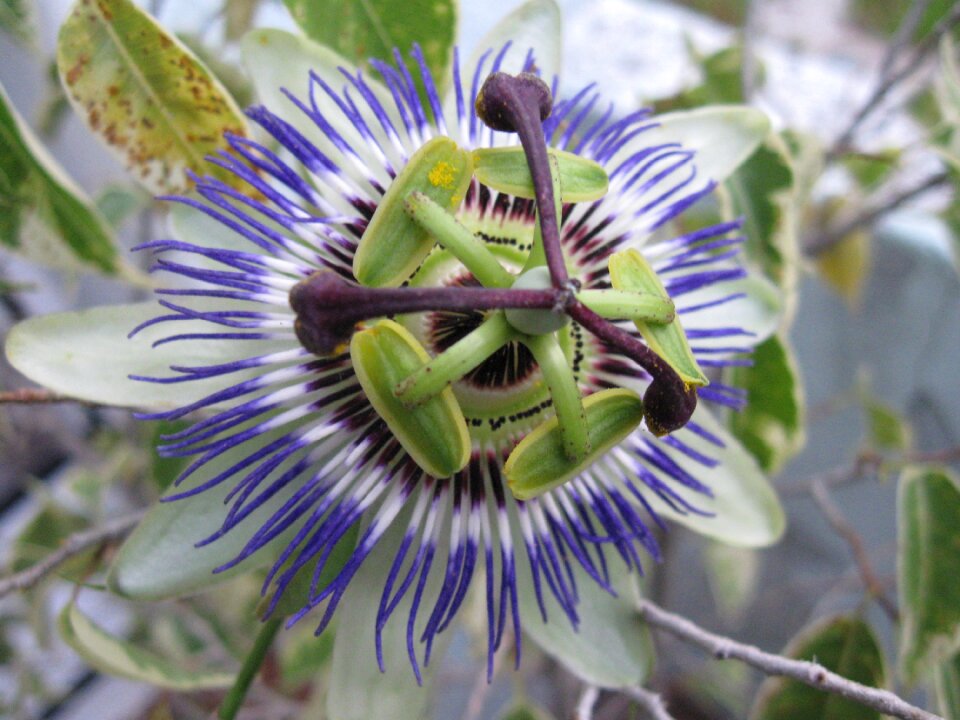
<box><xmin>521</xmin><ymin>154</ymin><xmax>562</xmax><ymax>274</ymax></box>
<box><xmin>472</xmin><ymin>146</ymin><xmax>609</xmax><ymax>202</ymax></box>
<box><xmin>353</xmin><ymin>137</ymin><xmax>473</xmax><ymax>287</ymax></box>
<box><xmin>505</xmin><ymin>267</ymin><xmax>570</xmax><ymax>335</ymax></box>
<box><xmin>403</xmin><ymin>192</ymin><xmax>514</xmax><ymax>288</ymax></box>
<box><xmin>609</xmin><ymin>249</ymin><xmax>709</xmax><ymax>387</ymax></box>
<box><xmin>350</xmin><ymin>319</ymin><xmax>471</xmax><ymax>478</ymax></box>
<box><xmin>577</xmin><ymin>288</ymin><xmax>675</xmax><ymax>324</ymax></box>
<box><xmin>505</xmin><ymin>388</ymin><xmax>645</xmax><ymax>500</ymax></box>
<box><xmin>395</xmin><ymin>312</ymin><xmax>516</xmax><ymax>406</ymax></box>
<box><xmin>523</xmin><ymin>333</ymin><xmax>590</xmax><ymax>463</ymax></box>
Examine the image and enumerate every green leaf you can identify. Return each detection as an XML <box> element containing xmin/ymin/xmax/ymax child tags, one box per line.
<box><xmin>937</xmin><ymin>653</ymin><xmax>960</xmax><ymax>720</ymax></box>
<box><xmin>655</xmin><ymin>45</ymin><xmax>748</xmax><ymax>111</ymax></box>
<box><xmin>58</xmin><ymin>601</ymin><xmax>235</xmax><ymax>689</ymax></box>
<box><xmin>282</xmin><ymin>0</ymin><xmax>455</xmax><ymax>98</ymax></box>
<box><xmin>327</xmin><ymin>520</ymin><xmax>448</xmax><ymax>720</ymax></box>
<box><xmin>863</xmin><ymin>395</ymin><xmax>912</xmax><ymax>452</ymax></box>
<box><xmin>814</xmin><ymin>229</ymin><xmax>870</xmax><ymax>307</ymax></box>
<box><xmin>644</xmin><ymin>406</ymin><xmax>785</xmax><ymax>547</ymax></box>
<box><xmin>5</xmin><ymin>302</ymin><xmax>290</xmax><ymax>410</ymax></box>
<box><xmin>0</xmin><ymin>0</ymin><xmax>34</xmax><ymax>46</ymax></box>
<box><xmin>728</xmin><ymin>334</ymin><xmax>805</xmax><ymax>475</ymax></box>
<box><xmin>0</xmin><ymin>82</ymin><xmax>119</xmax><ymax>273</ymax></box>
<box><xmin>57</xmin><ymin>0</ymin><xmax>250</xmax><ymax>194</ymax></box>
<box><xmin>519</xmin><ymin>556</ymin><xmax>653</xmax><ymax>688</ymax></box>
<box><xmin>724</xmin><ymin>133</ymin><xmax>798</xmax><ymax>303</ymax></box>
<box><xmin>841</xmin><ymin>151</ymin><xmax>901</xmax><ymax>190</ymax></box>
<box><xmin>108</xmin><ymin>422</ymin><xmax>304</xmax><ymax>600</ymax></box>
<box><xmin>280</xmin><ymin>626</ymin><xmax>335</xmax><ymax>688</ymax></box>
<box><xmin>13</xmin><ymin>506</ymin><xmax>92</xmax><ymax>582</ymax></box>
<box><xmin>625</xmin><ymin>106</ymin><xmax>770</xmax><ymax>187</ymax></box>
<box><xmin>899</xmin><ymin>466</ymin><xmax>960</xmax><ymax>684</ymax></box>
<box><xmin>499</xmin><ymin>704</ymin><xmax>557</xmax><ymax>720</ymax></box>
<box><xmin>937</xmin><ymin>35</ymin><xmax>960</xmax><ymax>127</ymax></box>
<box><xmin>751</xmin><ymin>615</ymin><xmax>887</xmax><ymax>720</ymax></box>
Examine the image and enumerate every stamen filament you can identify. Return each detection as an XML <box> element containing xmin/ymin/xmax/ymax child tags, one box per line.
<box><xmin>404</xmin><ymin>192</ymin><xmax>515</xmax><ymax>289</ymax></box>
<box><xmin>395</xmin><ymin>312</ymin><xmax>516</xmax><ymax>406</ymax></box>
<box><xmin>523</xmin><ymin>333</ymin><xmax>590</xmax><ymax>462</ymax></box>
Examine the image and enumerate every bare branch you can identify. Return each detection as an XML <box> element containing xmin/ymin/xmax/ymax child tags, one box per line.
<box><xmin>804</xmin><ymin>171</ymin><xmax>950</xmax><ymax>256</ymax></box>
<box><xmin>623</xmin><ymin>687</ymin><xmax>676</xmax><ymax>720</ymax></box>
<box><xmin>575</xmin><ymin>685</ymin><xmax>600</xmax><ymax>720</ymax></box>
<box><xmin>780</xmin><ymin>444</ymin><xmax>960</xmax><ymax>496</ymax></box>
<box><xmin>637</xmin><ymin>598</ymin><xmax>942</xmax><ymax>720</ymax></box>
<box><xmin>0</xmin><ymin>511</ymin><xmax>144</xmax><ymax>599</ymax></box>
<box><xmin>810</xmin><ymin>476</ymin><xmax>900</xmax><ymax>621</ymax></box>
<box><xmin>832</xmin><ymin>3</ymin><xmax>960</xmax><ymax>154</ymax></box>
<box><xmin>0</xmin><ymin>388</ymin><xmax>95</xmax><ymax>406</ymax></box>
<box><xmin>878</xmin><ymin>0</ymin><xmax>935</xmax><ymax>81</ymax></box>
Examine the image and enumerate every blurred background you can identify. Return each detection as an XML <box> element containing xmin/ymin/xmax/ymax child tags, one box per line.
<box><xmin>1</xmin><ymin>0</ymin><xmax>958</xmax><ymax>718</ymax></box>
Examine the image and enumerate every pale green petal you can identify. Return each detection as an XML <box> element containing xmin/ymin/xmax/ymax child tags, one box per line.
<box><xmin>679</xmin><ymin>272</ymin><xmax>782</xmax><ymax>348</ymax></box>
<box><xmin>445</xmin><ymin>0</ymin><xmax>561</xmax><ymax>144</ymax></box>
<box><xmin>241</xmin><ymin>29</ymin><xmax>395</xmax><ymax>189</ymax></box>
<box><xmin>5</xmin><ymin>302</ymin><xmax>291</xmax><ymax>409</ymax></box>
<box><xmin>328</xmin><ymin>521</ymin><xmax>448</xmax><ymax>720</ymax></box>
<box><xmin>108</xmin><ymin>424</ymin><xmax>304</xmax><ymax>599</ymax></box>
<box><xmin>519</xmin><ymin>556</ymin><xmax>653</xmax><ymax>688</ymax></box>
<box><xmin>637</xmin><ymin>407</ymin><xmax>785</xmax><ymax>547</ymax></box>
<box><xmin>621</xmin><ymin>107</ymin><xmax>770</xmax><ymax>185</ymax></box>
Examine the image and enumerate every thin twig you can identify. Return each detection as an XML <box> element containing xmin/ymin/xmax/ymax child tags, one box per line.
<box><xmin>0</xmin><ymin>388</ymin><xmax>95</xmax><ymax>406</ymax></box>
<box><xmin>637</xmin><ymin>598</ymin><xmax>942</xmax><ymax>720</ymax></box>
<box><xmin>0</xmin><ymin>511</ymin><xmax>144</xmax><ymax>599</ymax></box>
<box><xmin>623</xmin><ymin>687</ymin><xmax>676</xmax><ymax>720</ymax></box>
<box><xmin>575</xmin><ymin>685</ymin><xmax>600</xmax><ymax>720</ymax></box>
<box><xmin>878</xmin><ymin>0</ymin><xmax>935</xmax><ymax>81</ymax></box>
<box><xmin>780</xmin><ymin>444</ymin><xmax>960</xmax><ymax>496</ymax></box>
<box><xmin>740</xmin><ymin>0</ymin><xmax>760</xmax><ymax>102</ymax></box>
<box><xmin>832</xmin><ymin>3</ymin><xmax>960</xmax><ymax>154</ymax></box>
<box><xmin>810</xmin><ymin>476</ymin><xmax>900</xmax><ymax>621</ymax></box>
<box><xmin>805</xmin><ymin>171</ymin><xmax>950</xmax><ymax>256</ymax></box>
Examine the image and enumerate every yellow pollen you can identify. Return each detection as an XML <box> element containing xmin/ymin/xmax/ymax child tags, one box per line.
<box><xmin>428</xmin><ymin>161</ymin><xmax>457</xmax><ymax>190</ymax></box>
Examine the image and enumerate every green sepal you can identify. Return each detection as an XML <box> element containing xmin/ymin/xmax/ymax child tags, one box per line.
<box><xmin>350</xmin><ymin>319</ymin><xmax>470</xmax><ymax>477</ymax></box>
<box><xmin>609</xmin><ymin>249</ymin><xmax>708</xmax><ymax>387</ymax></box>
<box><xmin>577</xmin><ymin>288</ymin><xmax>675</xmax><ymax>324</ymax></box>
<box><xmin>353</xmin><ymin>137</ymin><xmax>473</xmax><ymax>287</ymax></box>
<box><xmin>472</xmin><ymin>146</ymin><xmax>609</xmax><ymax>202</ymax></box>
<box><xmin>505</xmin><ymin>388</ymin><xmax>645</xmax><ymax>500</ymax></box>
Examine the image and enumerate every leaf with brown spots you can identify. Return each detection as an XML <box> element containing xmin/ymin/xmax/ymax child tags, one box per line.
<box><xmin>56</xmin><ymin>0</ymin><xmax>250</xmax><ymax>194</ymax></box>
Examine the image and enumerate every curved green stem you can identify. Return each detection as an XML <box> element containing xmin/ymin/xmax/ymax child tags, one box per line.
<box><xmin>403</xmin><ymin>192</ymin><xmax>514</xmax><ymax>288</ymax></box>
<box><xmin>218</xmin><ymin>617</ymin><xmax>283</xmax><ymax>720</ymax></box>
<box><xmin>523</xmin><ymin>333</ymin><xmax>590</xmax><ymax>462</ymax></box>
<box><xmin>395</xmin><ymin>312</ymin><xmax>517</xmax><ymax>406</ymax></box>
<box><xmin>577</xmin><ymin>289</ymin><xmax>675</xmax><ymax>324</ymax></box>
